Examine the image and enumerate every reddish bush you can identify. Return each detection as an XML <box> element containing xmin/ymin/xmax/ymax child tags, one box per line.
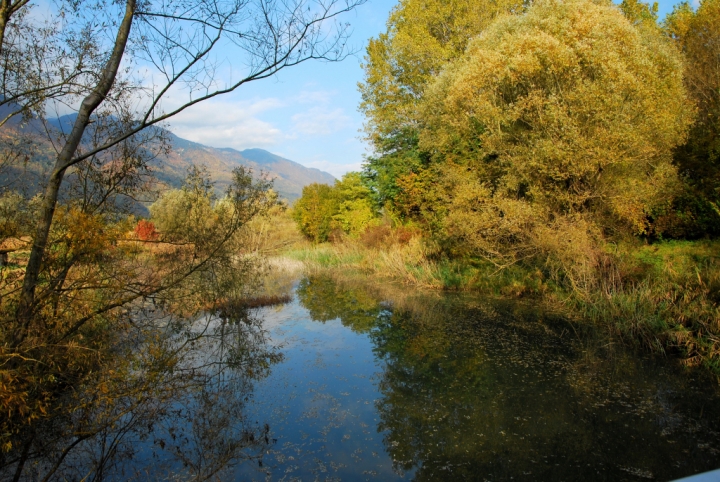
<box><xmin>135</xmin><ymin>220</ymin><xmax>159</xmax><ymax>241</ymax></box>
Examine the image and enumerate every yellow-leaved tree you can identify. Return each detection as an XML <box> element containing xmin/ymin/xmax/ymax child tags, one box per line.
<box><xmin>358</xmin><ymin>0</ymin><xmax>524</xmax><ymax>208</ymax></box>
<box><xmin>332</xmin><ymin>172</ymin><xmax>377</xmax><ymax>237</ymax></box>
<box><xmin>420</xmin><ymin>0</ymin><xmax>692</xmax><ymax>289</ymax></box>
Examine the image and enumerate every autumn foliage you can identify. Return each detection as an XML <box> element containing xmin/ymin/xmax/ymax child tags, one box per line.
<box><xmin>289</xmin><ymin>0</ymin><xmax>720</xmax><ymax>374</ymax></box>
<box><xmin>134</xmin><ymin>219</ymin><xmax>159</xmax><ymax>241</ymax></box>
<box><xmin>293</xmin><ymin>173</ymin><xmax>377</xmax><ymax>243</ymax></box>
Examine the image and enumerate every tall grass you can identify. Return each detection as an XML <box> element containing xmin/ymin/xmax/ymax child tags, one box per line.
<box><xmin>573</xmin><ymin>241</ymin><xmax>720</xmax><ymax>375</ymax></box>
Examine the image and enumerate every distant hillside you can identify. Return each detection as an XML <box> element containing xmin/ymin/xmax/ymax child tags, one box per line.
<box><xmin>0</xmin><ymin>108</ymin><xmax>336</xmax><ymax>202</ymax></box>
<box><xmin>161</xmin><ymin>131</ymin><xmax>336</xmax><ymax>201</ymax></box>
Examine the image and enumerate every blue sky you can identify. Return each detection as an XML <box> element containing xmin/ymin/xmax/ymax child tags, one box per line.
<box><xmin>167</xmin><ymin>0</ymin><xmax>687</xmax><ymax>179</ymax></box>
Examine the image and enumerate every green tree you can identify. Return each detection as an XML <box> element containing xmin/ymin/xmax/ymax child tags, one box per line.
<box><xmin>293</xmin><ymin>174</ymin><xmax>379</xmax><ymax>242</ymax></box>
<box><xmin>333</xmin><ymin>172</ymin><xmax>377</xmax><ymax>236</ymax></box>
<box><xmin>662</xmin><ymin>0</ymin><xmax>720</xmax><ymax>236</ymax></box>
<box><xmin>293</xmin><ymin>183</ymin><xmax>338</xmax><ymax>243</ymax></box>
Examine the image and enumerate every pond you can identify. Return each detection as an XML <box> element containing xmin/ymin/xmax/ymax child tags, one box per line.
<box><xmin>232</xmin><ymin>276</ymin><xmax>720</xmax><ymax>481</ymax></box>
<box><xmin>8</xmin><ymin>276</ymin><xmax>718</xmax><ymax>480</ymax></box>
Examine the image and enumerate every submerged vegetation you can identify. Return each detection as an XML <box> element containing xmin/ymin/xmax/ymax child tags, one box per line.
<box><xmin>287</xmin><ymin>0</ymin><xmax>720</xmax><ymax>377</ymax></box>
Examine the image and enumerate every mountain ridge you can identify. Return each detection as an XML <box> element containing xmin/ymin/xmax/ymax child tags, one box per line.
<box><xmin>160</xmin><ymin>130</ymin><xmax>336</xmax><ymax>200</ymax></box>
<box><xmin>1</xmin><ymin>107</ymin><xmax>336</xmax><ymax>201</ymax></box>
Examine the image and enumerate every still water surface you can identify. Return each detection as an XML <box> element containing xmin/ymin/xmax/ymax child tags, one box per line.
<box><xmin>234</xmin><ymin>276</ymin><xmax>720</xmax><ymax>481</ymax></box>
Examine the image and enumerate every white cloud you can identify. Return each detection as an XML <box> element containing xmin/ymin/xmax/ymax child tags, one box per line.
<box><xmin>173</xmin><ymin>120</ymin><xmax>282</xmax><ymax>149</ymax></box>
<box><xmin>291</xmin><ymin>107</ymin><xmax>351</xmax><ymax>136</ymax></box>
<box><xmin>161</xmin><ymin>90</ymin><xmax>359</xmax><ymax>177</ymax></box>
<box><xmin>167</xmin><ymin>98</ymin><xmax>284</xmax><ymax>149</ymax></box>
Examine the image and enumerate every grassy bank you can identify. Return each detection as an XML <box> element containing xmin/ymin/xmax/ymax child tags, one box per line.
<box><xmin>275</xmin><ymin>219</ymin><xmax>720</xmax><ymax>378</ymax></box>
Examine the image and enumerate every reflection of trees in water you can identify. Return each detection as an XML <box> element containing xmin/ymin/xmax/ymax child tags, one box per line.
<box><xmin>295</xmin><ymin>277</ymin><xmax>720</xmax><ymax>481</ymax></box>
<box><xmin>369</xmin><ymin>306</ymin><xmax>588</xmax><ymax>481</ymax></box>
<box><xmin>0</xmin><ymin>306</ymin><xmax>281</xmax><ymax>481</ymax></box>
<box><xmin>296</xmin><ymin>276</ymin><xmax>383</xmax><ymax>333</ymax></box>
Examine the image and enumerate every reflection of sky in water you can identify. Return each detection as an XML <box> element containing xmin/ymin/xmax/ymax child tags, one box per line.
<box><xmin>236</xmin><ymin>299</ymin><xmax>408</xmax><ymax>481</ymax></box>
<box><xmin>234</xmin><ymin>278</ymin><xmax>720</xmax><ymax>481</ymax></box>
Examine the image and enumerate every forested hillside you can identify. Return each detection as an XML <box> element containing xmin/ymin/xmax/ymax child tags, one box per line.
<box><xmin>161</xmin><ymin>134</ymin><xmax>336</xmax><ymax>201</ymax></box>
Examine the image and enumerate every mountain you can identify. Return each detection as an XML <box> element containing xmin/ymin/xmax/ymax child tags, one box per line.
<box><xmin>1</xmin><ymin>108</ymin><xmax>336</xmax><ymax>202</ymax></box>
<box><xmin>160</xmin><ymin>131</ymin><xmax>336</xmax><ymax>201</ymax></box>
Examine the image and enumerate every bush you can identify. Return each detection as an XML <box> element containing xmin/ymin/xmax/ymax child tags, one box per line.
<box><xmin>360</xmin><ymin>224</ymin><xmax>392</xmax><ymax>249</ymax></box>
<box><xmin>134</xmin><ymin>220</ymin><xmax>158</xmax><ymax>241</ymax></box>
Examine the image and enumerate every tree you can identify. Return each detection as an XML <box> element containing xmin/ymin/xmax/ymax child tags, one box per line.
<box><xmin>358</xmin><ymin>0</ymin><xmax>523</xmax><ymax>207</ymax></box>
<box><xmin>0</xmin><ymin>165</ymin><xmax>275</xmax><ymax>475</ymax></box>
<box><xmin>418</xmin><ymin>0</ymin><xmax>692</xmax><ymax>281</ymax></box>
<box><xmin>0</xmin><ymin>0</ymin><xmax>364</xmax><ymax>473</ymax></box>
<box><xmin>332</xmin><ymin>172</ymin><xmax>376</xmax><ymax>237</ymax></box>
<box><xmin>293</xmin><ymin>183</ymin><xmax>337</xmax><ymax>243</ymax></box>
<box><xmin>662</xmin><ymin>0</ymin><xmax>720</xmax><ymax>236</ymax></box>
<box><xmin>134</xmin><ymin>219</ymin><xmax>158</xmax><ymax>240</ymax></box>
<box><xmin>13</xmin><ymin>0</ymin><xmax>364</xmax><ymax>322</ymax></box>
<box><xmin>292</xmin><ymin>173</ymin><xmax>379</xmax><ymax>243</ymax></box>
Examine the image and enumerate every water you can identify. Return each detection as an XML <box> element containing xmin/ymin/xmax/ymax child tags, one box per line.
<box><xmin>235</xmin><ymin>276</ymin><xmax>720</xmax><ymax>481</ymax></box>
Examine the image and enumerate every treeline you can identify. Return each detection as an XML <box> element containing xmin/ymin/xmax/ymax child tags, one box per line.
<box><xmin>300</xmin><ymin>0</ymin><xmax>720</xmax><ymax>254</ymax></box>
<box><xmin>293</xmin><ymin>0</ymin><xmax>720</xmax><ymax>375</ymax></box>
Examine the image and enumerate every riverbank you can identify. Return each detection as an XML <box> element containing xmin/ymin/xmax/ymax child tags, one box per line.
<box><xmin>274</xmin><ymin>219</ymin><xmax>720</xmax><ymax>378</ymax></box>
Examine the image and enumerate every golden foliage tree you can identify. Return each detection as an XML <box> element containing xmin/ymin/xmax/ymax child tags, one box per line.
<box><xmin>293</xmin><ymin>183</ymin><xmax>338</xmax><ymax>243</ymax></box>
<box><xmin>332</xmin><ymin>172</ymin><xmax>377</xmax><ymax>237</ymax></box>
<box><xmin>359</xmin><ymin>0</ymin><xmax>524</xmax><ymax>148</ymax></box>
<box><xmin>358</xmin><ymin>0</ymin><xmax>524</xmax><ymax>208</ymax></box>
<box><xmin>293</xmin><ymin>173</ymin><xmax>378</xmax><ymax>243</ymax></box>
<box><xmin>419</xmin><ymin>0</ymin><xmax>692</xmax><ymax>279</ymax></box>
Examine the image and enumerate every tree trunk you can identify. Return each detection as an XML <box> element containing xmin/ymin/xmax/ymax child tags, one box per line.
<box><xmin>15</xmin><ymin>0</ymin><xmax>137</xmax><ymax>329</ymax></box>
<box><xmin>0</xmin><ymin>0</ymin><xmax>31</xmax><ymax>55</ymax></box>
<box><xmin>0</xmin><ymin>0</ymin><xmax>13</xmax><ymax>55</ymax></box>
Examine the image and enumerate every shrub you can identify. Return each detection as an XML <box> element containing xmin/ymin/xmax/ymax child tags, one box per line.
<box><xmin>360</xmin><ymin>224</ymin><xmax>392</xmax><ymax>249</ymax></box>
<box><xmin>134</xmin><ymin>220</ymin><xmax>158</xmax><ymax>241</ymax></box>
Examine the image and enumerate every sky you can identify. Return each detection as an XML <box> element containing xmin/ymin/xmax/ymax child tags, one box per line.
<box><xmin>166</xmin><ymin>0</ymin><xmax>688</xmax><ymax>179</ymax></box>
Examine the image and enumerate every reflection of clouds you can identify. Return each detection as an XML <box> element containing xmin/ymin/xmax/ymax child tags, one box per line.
<box><xmin>257</xmin><ymin>302</ymin><xmax>353</xmax><ymax>352</ymax></box>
